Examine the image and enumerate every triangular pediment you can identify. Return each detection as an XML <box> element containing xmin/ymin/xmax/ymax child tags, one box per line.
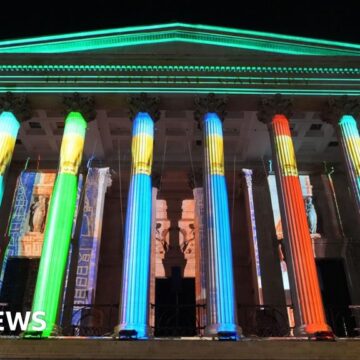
<box><xmin>0</xmin><ymin>23</ymin><xmax>360</xmax><ymax>56</ymax></box>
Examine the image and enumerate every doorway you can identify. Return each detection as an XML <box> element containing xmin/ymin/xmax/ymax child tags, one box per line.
<box><xmin>0</xmin><ymin>257</ymin><xmax>39</xmax><ymax>334</ymax></box>
<box><xmin>316</xmin><ymin>258</ymin><xmax>356</xmax><ymax>336</ymax></box>
<box><xmin>154</xmin><ymin>269</ymin><xmax>196</xmax><ymax>337</ymax></box>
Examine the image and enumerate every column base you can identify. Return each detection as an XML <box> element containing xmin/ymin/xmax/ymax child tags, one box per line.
<box><xmin>294</xmin><ymin>322</ymin><xmax>333</xmax><ymax>337</ymax></box>
<box><xmin>23</xmin><ymin>323</ymin><xmax>61</xmax><ymax>339</ymax></box>
<box><xmin>114</xmin><ymin>323</ymin><xmax>150</xmax><ymax>340</ymax></box>
<box><xmin>205</xmin><ymin>323</ymin><xmax>242</xmax><ymax>339</ymax></box>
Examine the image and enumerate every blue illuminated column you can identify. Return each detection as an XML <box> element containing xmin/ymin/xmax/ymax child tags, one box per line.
<box><xmin>323</xmin><ymin>97</ymin><xmax>360</xmax><ymax>218</ymax></box>
<box><xmin>0</xmin><ymin>93</ymin><xmax>30</xmax><ymax>208</ymax></box>
<box><xmin>117</xmin><ymin>94</ymin><xmax>159</xmax><ymax>339</ymax></box>
<box><xmin>0</xmin><ymin>112</ymin><xmax>20</xmax><ymax>206</ymax></box>
<box><xmin>195</xmin><ymin>94</ymin><xmax>241</xmax><ymax>337</ymax></box>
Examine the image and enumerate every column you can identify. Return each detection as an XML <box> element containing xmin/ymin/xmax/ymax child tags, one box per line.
<box><xmin>194</xmin><ymin>94</ymin><xmax>241</xmax><ymax>337</ymax></box>
<box><xmin>189</xmin><ymin>171</ymin><xmax>207</xmax><ymax>333</ymax></box>
<box><xmin>241</xmin><ymin>169</ymin><xmax>263</xmax><ymax>305</ymax></box>
<box><xmin>25</xmin><ymin>93</ymin><xmax>95</xmax><ymax>338</ymax></box>
<box><xmin>149</xmin><ymin>175</ymin><xmax>160</xmax><ymax>333</ymax></box>
<box><xmin>258</xmin><ymin>94</ymin><xmax>331</xmax><ymax>336</ymax></box>
<box><xmin>250</xmin><ymin>169</ymin><xmax>287</xmax><ymax>320</ymax></box>
<box><xmin>323</xmin><ymin>96</ymin><xmax>360</xmax><ymax>219</ymax></box>
<box><xmin>0</xmin><ymin>93</ymin><xmax>30</xmax><ymax>207</ymax></box>
<box><xmin>117</xmin><ymin>93</ymin><xmax>159</xmax><ymax>339</ymax></box>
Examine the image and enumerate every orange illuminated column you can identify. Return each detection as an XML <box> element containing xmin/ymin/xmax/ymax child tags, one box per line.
<box><xmin>323</xmin><ymin>97</ymin><xmax>360</xmax><ymax>219</ymax></box>
<box><xmin>258</xmin><ymin>95</ymin><xmax>331</xmax><ymax>336</ymax></box>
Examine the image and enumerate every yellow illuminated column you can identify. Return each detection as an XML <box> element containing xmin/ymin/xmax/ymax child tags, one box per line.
<box><xmin>258</xmin><ymin>95</ymin><xmax>331</xmax><ymax>336</ymax></box>
<box><xmin>323</xmin><ymin>97</ymin><xmax>360</xmax><ymax>219</ymax></box>
<box><xmin>0</xmin><ymin>93</ymin><xmax>30</xmax><ymax>208</ymax></box>
<box><xmin>25</xmin><ymin>94</ymin><xmax>94</xmax><ymax>338</ymax></box>
<box><xmin>195</xmin><ymin>94</ymin><xmax>241</xmax><ymax>339</ymax></box>
<box><xmin>117</xmin><ymin>93</ymin><xmax>159</xmax><ymax>339</ymax></box>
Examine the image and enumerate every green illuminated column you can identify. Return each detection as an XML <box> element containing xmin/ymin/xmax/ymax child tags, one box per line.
<box><xmin>26</xmin><ymin>94</ymin><xmax>94</xmax><ymax>338</ymax></box>
<box><xmin>323</xmin><ymin>97</ymin><xmax>360</xmax><ymax>219</ymax></box>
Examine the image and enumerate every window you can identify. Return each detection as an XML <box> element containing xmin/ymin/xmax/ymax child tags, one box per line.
<box><xmin>29</xmin><ymin>122</ymin><xmax>41</xmax><ymax>129</ymax></box>
<box><xmin>328</xmin><ymin>141</ymin><xmax>339</xmax><ymax>147</ymax></box>
<box><xmin>310</xmin><ymin>124</ymin><xmax>322</xmax><ymax>131</ymax></box>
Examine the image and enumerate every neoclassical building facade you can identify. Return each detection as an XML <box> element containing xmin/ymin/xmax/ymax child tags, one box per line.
<box><xmin>0</xmin><ymin>23</ymin><xmax>359</xmax><ymax>348</ymax></box>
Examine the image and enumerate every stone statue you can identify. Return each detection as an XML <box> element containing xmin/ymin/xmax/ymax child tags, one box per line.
<box><xmin>29</xmin><ymin>195</ymin><xmax>47</xmax><ymax>233</ymax></box>
<box><xmin>305</xmin><ymin>196</ymin><xmax>317</xmax><ymax>234</ymax></box>
<box><xmin>180</xmin><ymin>223</ymin><xmax>195</xmax><ymax>254</ymax></box>
<box><xmin>155</xmin><ymin>222</ymin><xmax>169</xmax><ymax>254</ymax></box>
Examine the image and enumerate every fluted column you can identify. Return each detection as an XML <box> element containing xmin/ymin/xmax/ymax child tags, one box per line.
<box><xmin>0</xmin><ymin>93</ymin><xmax>30</xmax><ymax>207</ymax></box>
<box><xmin>189</xmin><ymin>170</ymin><xmax>207</xmax><ymax>333</ymax></box>
<box><xmin>241</xmin><ymin>169</ymin><xmax>263</xmax><ymax>305</ymax></box>
<box><xmin>25</xmin><ymin>94</ymin><xmax>95</xmax><ymax>338</ymax></box>
<box><xmin>258</xmin><ymin>95</ymin><xmax>331</xmax><ymax>336</ymax></box>
<box><xmin>323</xmin><ymin>96</ymin><xmax>360</xmax><ymax>219</ymax></box>
<box><xmin>117</xmin><ymin>93</ymin><xmax>159</xmax><ymax>339</ymax></box>
<box><xmin>195</xmin><ymin>94</ymin><xmax>240</xmax><ymax>337</ymax></box>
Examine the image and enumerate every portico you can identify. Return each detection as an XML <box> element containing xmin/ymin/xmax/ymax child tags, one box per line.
<box><xmin>0</xmin><ymin>23</ymin><xmax>359</xmax><ymax>341</ymax></box>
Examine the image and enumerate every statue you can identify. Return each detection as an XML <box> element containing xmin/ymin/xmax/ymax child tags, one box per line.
<box><xmin>155</xmin><ymin>223</ymin><xmax>169</xmax><ymax>254</ymax></box>
<box><xmin>305</xmin><ymin>196</ymin><xmax>317</xmax><ymax>234</ymax></box>
<box><xmin>180</xmin><ymin>223</ymin><xmax>195</xmax><ymax>254</ymax></box>
<box><xmin>29</xmin><ymin>195</ymin><xmax>48</xmax><ymax>233</ymax></box>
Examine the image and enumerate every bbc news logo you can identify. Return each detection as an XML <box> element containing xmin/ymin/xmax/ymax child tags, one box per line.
<box><xmin>0</xmin><ymin>311</ymin><xmax>46</xmax><ymax>331</ymax></box>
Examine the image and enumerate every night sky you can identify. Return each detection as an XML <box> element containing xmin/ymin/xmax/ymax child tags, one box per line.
<box><xmin>0</xmin><ymin>1</ymin><xmax>359</xmax><ymax>44</ymax></box>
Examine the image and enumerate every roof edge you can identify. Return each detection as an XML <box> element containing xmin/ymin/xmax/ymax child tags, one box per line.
<box><xmin>0</xmin><ymin>22</ymin><xmax>359</xmax><ymax>56</ymax></box>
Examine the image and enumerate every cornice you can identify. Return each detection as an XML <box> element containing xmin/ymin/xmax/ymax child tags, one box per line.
<box><xmin>0</xmin><ymin>23</ymin><xmax>359</xmax><ymax>56</ymax></box>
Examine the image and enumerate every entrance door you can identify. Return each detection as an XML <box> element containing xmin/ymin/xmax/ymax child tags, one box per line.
<box><xmin>0</xmin><ymin>257</ymin><xmax>39</xmax><ymax>334</ymax></box>
<box><xmin>316</xmin><ymin>258</ymin><xmax>356</xmax><ymax>336</ymax></box>
<box><xmin>155</xmin><ymin>270</ymin><xmax>196</xmax><ymax>337</ymax></box>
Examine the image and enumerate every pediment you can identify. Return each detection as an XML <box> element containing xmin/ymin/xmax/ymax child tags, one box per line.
<box><xmin>0</xmin><ymin>23</ymin><xmax>360</xmax><ymax>56</ymax></box>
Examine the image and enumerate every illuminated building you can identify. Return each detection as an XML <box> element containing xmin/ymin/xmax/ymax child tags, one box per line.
<box><xmin>0</xmin><ymin>23</ymin><xmax>359</xmax><ymax>358</ymax></box>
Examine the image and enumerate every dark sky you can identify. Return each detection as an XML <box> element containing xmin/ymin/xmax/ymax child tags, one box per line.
<box><xmin>0</xmin><ymin>0</ymin><xmax>360</xmax><ymax>44</ymax></box>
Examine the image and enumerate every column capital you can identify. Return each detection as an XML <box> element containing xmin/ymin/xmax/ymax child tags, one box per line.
<box><xmin>0</xmin><ymin>92</ymin><xmax>31</xmax><ymax>122</ymax></box>
<box><xmin>128</xmin><ymin>93</ymin><xmax>160</xmax><ymax>122</ymax></box>
<box><xmin>188</xmin><ymin>169</ymin><xmax>203</xmax><ymax>189</ymax></box>
<box><xmin>257</xmin><ymin>94</ymin><xmax>293</xmax><ymax>124</ymax></box>
<box><xmin>63</xmin><ymin>93</ymin><xmax>96</xmax><ymax>121</ymax></box>
<box><xmin>194</xmin><ymin>93</ymin><xmax>227</xmax><ymax>125</ymax></box>
<box><xmin>322</xmin><ymin>96</ymin><xmax>360</xmax><ymax>125</ymax></box>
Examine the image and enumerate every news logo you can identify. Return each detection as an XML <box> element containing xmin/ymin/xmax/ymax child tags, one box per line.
<box><xmin>0</xmin><ymin>311</ymin><xmax>46</xmax><ymax>332</ymax></box>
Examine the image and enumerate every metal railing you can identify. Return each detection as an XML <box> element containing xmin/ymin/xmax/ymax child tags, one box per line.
<box><xmin>237</xmin><ymin>305</ymin><xmax>294</xmax><ymax>337</ymax></box>
<box><xmin>61</xmin><ymin>303</ymin><xmax>119</xmax><ymax>336</ymax></box>
<box><xmin>0</xmin><ymin>302</ymin><xmax>358</xmax><ymax>338</ymax></box>
<box><xmin>150</xmin><ymin>303</ymin><xmax>206</xmax><ymax>337</ymax></box>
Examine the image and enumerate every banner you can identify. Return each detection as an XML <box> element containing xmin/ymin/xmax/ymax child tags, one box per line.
<box><xmin>0</xmin><ymin>171</ymin><xmax>56</xmax><ymax>290</ymax></box>
<box><xmin>71</xmin><ymin>167</ymin><xmax>111</xmax><ymax>326</ymax></box>
<box><xmin>193</xmin><ymin>188</ymin><xmax>206</xmax><ymax>302</ymax></box>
